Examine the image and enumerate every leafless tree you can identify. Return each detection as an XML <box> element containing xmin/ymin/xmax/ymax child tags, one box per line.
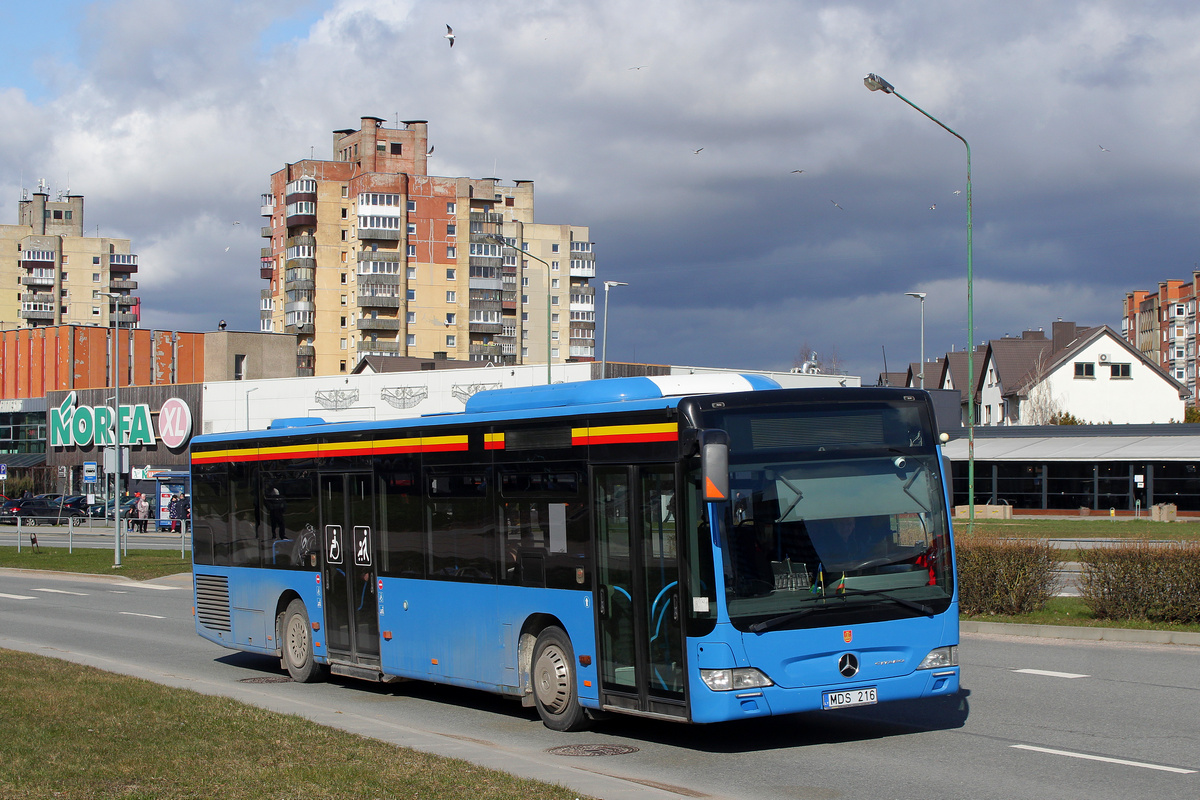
<box><xmin>793</xmin><ymin>342</ymin><xmax>844</xmax><ymax>375</ymax></box>
<box><xmin>1021</xmin><ymin>351</ymin><xmax>1061</xmax><ymax>425</ymax></box>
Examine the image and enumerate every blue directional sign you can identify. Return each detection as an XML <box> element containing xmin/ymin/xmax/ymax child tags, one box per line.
<box><xmin>0</xmin><ymin>463</ymin><xmax>6</xmax><ymax>481</ymax></box>
<box><xmin>83</xmin><ymin>462</ymin><xmax>98</xmax><ymax>484</ymax></box>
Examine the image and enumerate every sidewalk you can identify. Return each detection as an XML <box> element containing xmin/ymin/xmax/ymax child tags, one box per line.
<box><xmin>962</xmin><ymin>619</ymin><xmax>1200</xmax><ymax>647</ymax></box>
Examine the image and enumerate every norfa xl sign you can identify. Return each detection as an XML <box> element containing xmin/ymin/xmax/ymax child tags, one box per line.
<box><xmin>50</xmin><ymin>392</ymin><xmax>194</xmax><ymax>449</ymax></box>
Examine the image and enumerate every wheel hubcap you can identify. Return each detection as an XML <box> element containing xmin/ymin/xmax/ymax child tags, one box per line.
<box><xmin>533</xmin><ymin>645</ymin><xmax>570</xmax><ymax>714</ymax></box>
<box><xmin>287</xmin><ymin>617</ymin><xmax>309</xmax><ymax>665</ymax></box>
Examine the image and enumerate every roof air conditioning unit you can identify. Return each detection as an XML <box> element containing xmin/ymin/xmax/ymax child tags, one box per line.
<box><xmin>1098</xmin><ymin>353</ymin><xmax>1110</xmax><ymax>362</ymax></box>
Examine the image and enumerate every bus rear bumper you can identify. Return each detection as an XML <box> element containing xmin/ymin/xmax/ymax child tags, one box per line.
<box><xmin>688</xmin><ymin>666</ymin><xmax>960</xmax><ymax>724</ymax></box>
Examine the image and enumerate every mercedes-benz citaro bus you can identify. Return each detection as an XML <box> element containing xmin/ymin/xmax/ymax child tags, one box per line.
<box><xmin>191</xmin><ymin>374</ymin><xmax>958</xmax><ymax>730</ymax></box>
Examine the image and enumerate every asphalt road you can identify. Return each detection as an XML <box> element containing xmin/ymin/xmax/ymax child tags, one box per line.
<box><xmin>1</xmin><ymin>569</ymin><xmax>1197</xmax><ymax>800</ymax></box>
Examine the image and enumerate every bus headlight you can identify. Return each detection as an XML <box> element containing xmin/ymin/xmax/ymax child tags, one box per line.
<box><xmin>700</xmin><ymin>667</ymin><xmax>773</xmax><ymax>691</ymax></box>
<box><xmin>917</xmin><ymin>646</ymin><xmax>958</xmax><ymax>670</ymax></box>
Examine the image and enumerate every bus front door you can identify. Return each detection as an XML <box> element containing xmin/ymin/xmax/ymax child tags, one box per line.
<box><xmin>594</xmin><ymin>465</ymin><xmax>686</xmax><ymax>720</ymax></box>
<box><xmin>319</xmin><ymin>473</ymin><xmax>380</xmax><ymax>666</ymax></box>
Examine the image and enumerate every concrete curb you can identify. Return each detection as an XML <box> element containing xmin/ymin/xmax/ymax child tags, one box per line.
<box><xmin>962</xmin><ymin>620</ymin><xmax>1200</xmax><ymax>647</ymax></box>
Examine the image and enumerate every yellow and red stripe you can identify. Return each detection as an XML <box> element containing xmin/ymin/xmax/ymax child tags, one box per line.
<box><xmin>571</xmin><ymin>422</ymin><xmax>678</xmax><ymax>446</ymax></box>
<box><xmin>484</xmin><ymin>432</ymin><xmax>505</xmax><ymax>450</ymax></box>
<box><xmin>192</xmin><ymin>434</ymin><xmax>469</xmax><ymax>465</ymax></box>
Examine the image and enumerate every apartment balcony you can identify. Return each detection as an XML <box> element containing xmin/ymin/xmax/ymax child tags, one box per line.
<box><xmin>115</xmin><ymin>312</ymin><xmax>138</xmax><ymax>325</ymax></box>
<box><xmin>285</xmin><ymin>213</ymin><xmax>316</xmax><ymax>228</ymax></box>
<box><xmin>359</xmin><ymin>340</ymin><xmax>401</xmax><ymax>354</ymax></box>
<box><xmin>569</xmin><ymin>260</ymin><xmax>596</xmax><ymax>278</ymax></box>
<box><xmin>358</xmin><ymin>272</ymin><xmax>401</xmax><ymax>286</ymax></box>
<box><xmin>358</xmin><ymin>294</ymin><xmax>400</xmax><ymax>308</ymax></box>
<box><xmin>285</xmin><ymin>256</ymin><xmax>316</xmax><ymax>270</ymax></box>
<box><xmin>109</xmin><ymin>294</ymin><xmax>137</xmax><ymax>307</ymax></box>
<box><xmin>284</xmin><ymin>279</ymin><xmax>315</xmax><ymax>292</ymax></box>
<box><xmin>469</xmin><ymin>276</ymin><xmax>503</xmax><ymax>291</ymax></box>
<box><xmin>469</xmin><ymin>322</ymin><xmax>503</xmax><ymax>334</ymax></box>
<box><xmin>286</xmin><ymin>234</ymin><xmax>316</xmax><ymax>249</ymax></box>
<box><xmin>357</xmin><ymin>317</ymin><xmax>401</xmax><ymax>331</ymax></box>
<box><xmin>261</xmin><ymin>247</ymin><xmax>273</xmax><ymax>258</ymax></box>
<box><xmin>108</xmin><ymin>279</ymin><xmax>138</xmax><ymax>291</ymax></box>
<box><xmin>286</xmin><ymin>324</ymin><xmax>315</xmax><ymax>335</ymax></box>
<box><xmin>297</xmin><ymin>345</ymin><xmax>315</xmax><ymax>358</ymax></box>
<box><xmin>469</xmin><ymin>211</ymin><xmax>504</xmax><ymax>225</ymax></box>
<box><xmin>261</xmin><ymin>226</ymin><xmax>272</xmax><ymax>238</ymax></box>
<box><xmin>19</xmin><ymin>309</ymin><xmax>55</xmax><ymax>321</ymax></box>
<box><xmin>358</xmin><ymin>250</ymin><xmax>402</xmax><ymax>263</ymax></box>
<box><xmin>261</xmin><ymin>195</ymin><xmax>276</xmax><ymax>217</ymax></box>
<box><xmin>20</xmin><ymin>275</ymin><xmax>55</xmax><ymax>288</ymax></box>
<box><xmin>470</xmin><ymin>343</ymin><xmax>505</xmax><ymax>358</ymax></box>
<box><xmin>359</xmin><ymin>227</ymin><xmax>402</xmax><ymax>241</ymax></box>
<box><xmin>20</xmin><ymin>292</ymin><xmax>53</xmax><ymax>303</ymax></box>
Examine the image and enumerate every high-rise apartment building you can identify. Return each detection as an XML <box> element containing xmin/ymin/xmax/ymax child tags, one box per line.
<box><xmin>0</xmin><ymin>184</ymin><xmax>140</xmax><ymax>330</ymax></box>
<box><xmin>1122</xmin><ymin>273</ymin><xmax>1199</xmax><ymax>402</ymax></box>
<box><xmin>259</xmin><ymin>116</ymin><xmax>597</xmax><ymax>376</ymax></box>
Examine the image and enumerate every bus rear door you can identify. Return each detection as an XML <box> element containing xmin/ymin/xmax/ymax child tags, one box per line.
<box><xmin>320</xmin><ymin>473</ymin><xmax>381</xmax><ymax>667</ymax></box>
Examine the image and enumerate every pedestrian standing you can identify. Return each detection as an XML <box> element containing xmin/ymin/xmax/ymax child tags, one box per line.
<box><xmin>136</xmin><ymin>493</ymin><xmax>149</xmax><ymax>533</ymax></box>
<box><xmin>168</xmin><ymin>493</ymin><xmax>181</xmax><ymax>533</ymax></box>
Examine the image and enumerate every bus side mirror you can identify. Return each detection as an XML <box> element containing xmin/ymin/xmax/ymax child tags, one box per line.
<box><xmin>700</xmin><ymin>430</ymin><xmax>730</xmax><ymax>502</ymax></box>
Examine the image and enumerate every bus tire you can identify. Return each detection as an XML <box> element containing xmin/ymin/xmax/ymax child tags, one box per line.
<box><xmin>281</xmin><ymin>599</ymin><xmax>322</xmax><ymax>683</ymax></box>
<box><xmin>531</xmin><ymin>626</ymin><xmax>589</xmax><ymax>732</ymax></box>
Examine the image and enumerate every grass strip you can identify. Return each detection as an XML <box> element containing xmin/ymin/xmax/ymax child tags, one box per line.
<box><xmin>962</xmin><ymin>596</ymin><xmax>1200</xmax><ymax>634</ymax></box>
<box><xmin>0</xmin><ymin>649</ymin><xmax>588</xmax><ymax>800</ymax></box>
<box><xmin>0</xmin><ymin>546</ymin><xmax>190</xmax><ymax>582</ymax></box>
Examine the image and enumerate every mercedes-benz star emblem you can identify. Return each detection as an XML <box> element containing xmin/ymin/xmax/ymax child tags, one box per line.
<box><xmin>838</xmin><ymin>653</ymin><xmax>859</xmax><ymax>678</ymax></box>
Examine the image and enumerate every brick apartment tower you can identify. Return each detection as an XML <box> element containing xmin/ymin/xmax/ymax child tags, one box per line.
<box><xmin>0</xmin><ymin>184</ymin><xmax>140</xmax><ymax>330</ymax></box>
<box><xmin>1123</xmin><ymin>273</ymin><xmax>1200</xmax><ymax>404</ymax></box>
<box><xmin>259</xmin><ymin>116</ymin><xmax>597</xmax><ymax>376</ymax></box>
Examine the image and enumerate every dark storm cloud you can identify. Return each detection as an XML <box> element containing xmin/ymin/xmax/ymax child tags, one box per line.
<box><xmin>4</xmin><ymin>0</ymin><xmax>1200</xmax><ymax>380</ymax></box>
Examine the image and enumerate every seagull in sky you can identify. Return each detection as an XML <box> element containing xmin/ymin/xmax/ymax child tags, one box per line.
<box><xmin>628</xmin><ymin>65</ymin><xmax>648</xmax><ymax>70</ymax></box>
<box><xmin>791</xmin><ymin>169</ymin><xmax>804</xmax><ymax>174</ymax></box>
<box><xmin>693</xmin><ymin>147</ymin><xmax>704</xmax><ymax>154</ymax></box>
<box><xmin>1099</xmin><ymin>144</ymin><xmax>1110</xmax><ymax>152</ymax></box>
<box><xmin>444</xmin><ymin>24</ymin><xmax>455</xmax><ymax>47</ymax></box>
<box><xmin>953</xmin><ymin>190</ymin><xmax>962</xmax><ymax>195</ymax></box>
<box><xmin>232</xmin><ymin>220</ymin><xmax>241</xmax><ymax>225</ymax></box>
<box><xmin>929</xmin><ymin>204</ymin><xmax>936</xmax><ymax>210</ymax></box>
<box><xmin>427</xmin><ymin>145</ymin><xmax>434</xmax><ymax>155</ymax></box>
<box><xmin>224</xmin><ymin>246</ymin><xmax>230</xmax><ymax>252</ymax></box>
<box><xmin>830</xmin><ymin>200</ymin><xmax>843</xmax><ymax>210</ymax></box>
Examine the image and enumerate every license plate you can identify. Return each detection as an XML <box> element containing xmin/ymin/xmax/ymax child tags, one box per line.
<box><xmin>823</xmin><ymin>687</ymin><xmax>877</xmax><ymax>709</ymax></box>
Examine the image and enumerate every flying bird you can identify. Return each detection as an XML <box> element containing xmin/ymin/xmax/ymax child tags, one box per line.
<box><xmin>953</xmin><ymin>190</ymin><xmax>962</xmax><ymax>195</ymax></box>
<box><xmin>232</xmin><ymin>220</ymin><xmax>241</xmax><ymax>225</ymax></box>
<box><xmin>693</xmin><ymin>148</ymin><xmax>704</xmax><ymax>154</ymax></box>
<box><xmin>427</xmin><ymin>145</ymin><xmax>434</xmax><ymax>155</ymax></box>
<box><xmin>830</xmin><ymin>200</ymin><xmax>843</xmax><ymax>210</ymax></box>
<box><xmin>790</xmin><ymin>169</ymin><xmax>805</xmax><ymax>174</ymax></box>
<box><xmin>1098</xmin><ymin>144</ymin><xmax>1110</xmax><ymax>152</ymax></box>
<box><xmin>224</xmin><ymin>246</ymin><xmax>230</xmax><ymax>252</ymax></box>
<box><xmin>444</xmin><ymin>24</ymin><xmax>455</xmax><ymax>47</ymax></box>
<box><xmin>628</xmin><ymin>65</ymin><xmax>648</xmax><ymax>70</ymax></box>
<box><xmin>929</xmin><ymin>204</ymin><xmax>936</xmax><ymax>210</ymax></box>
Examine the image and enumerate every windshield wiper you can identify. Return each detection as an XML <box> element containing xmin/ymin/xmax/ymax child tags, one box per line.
<box><xmin>747</xmin><ymin>588</ymin><xmax>934</xmax><ymax>633</ymax></box>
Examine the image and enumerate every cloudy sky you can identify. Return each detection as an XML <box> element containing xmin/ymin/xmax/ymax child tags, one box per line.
<box><xmin>3</xmin><ymin>0</ymin><xmax>1198</xmax><ymax>381</ymax></box>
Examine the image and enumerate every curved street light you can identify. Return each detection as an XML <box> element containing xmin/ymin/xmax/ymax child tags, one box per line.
<box><xmin>865</xmin><ymin>72</ymin><xmax>975</xmax><ymax>529</ymax></box>
<box><xmin>487</xmin><ymin>233</ymin><xmax>552</xmax><ymax>385</ymax></box>
<box><xmin>905</xmin><ymin>292</ymin><xmax>926</xmax><ymax>389</ymax></box>
<box><xmin>600</xmin><ymin>280</ymin><xmax>628</xmax><ymax>379</ymax></box>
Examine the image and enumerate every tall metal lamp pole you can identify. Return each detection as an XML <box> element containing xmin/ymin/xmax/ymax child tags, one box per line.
<box><xmin>905</xmin><ymin>292</ymin><xmax>927</xmax><ymax>389</ymax></box>
<box><xmin>865</xmin><ymin>73</ymin><xmax>974</xmax><ymax>529</ymax></box>
<box><xmin>101</xmin><ymin>292</ymin><xmax>124</xmax><ymax>566</ymax></box>
<box><xmin>600</xmin><ymin>280</ymin><xmax>628</xmax><ymax>379</ymax></box>
<box><xmin>488</xmin><ymin>234</ymin><xmax>553</xmax><ymax>385</ymax></box>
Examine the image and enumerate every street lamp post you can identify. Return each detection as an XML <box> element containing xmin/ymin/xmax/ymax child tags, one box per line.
<box><xmin>100</xmin><ymin>292</ymin><xmax>124</xmax><ymax>566</ymax></box>
<box><xmin>487</xmin><ymin>234</ymin><xmax>553</xmax><ymax>385</ymax></box>
<box><xmin>865</xmin><ymin>72</ymin><xmax>975</xmax><ymax>529</ymax></box>
<box><xmin>600</xmin><ymin>280</ymin><xmax>628</xmax><ymax>379</ymax></box>
<box><xmin>905</xmin><ymin>292</ymin><xmax>926</xmax><ymax>388</ymax></box>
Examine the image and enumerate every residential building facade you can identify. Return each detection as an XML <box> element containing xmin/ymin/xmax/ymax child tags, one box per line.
<box><xmin>259</xmin><ymin>116</ymin><xmax>597</xmax><ymax>376</ymax></box>
<box><xmin>924</xmin><ymin>320</ymin><xmax>1186</xmax><ymax>426</ymax></box>
<box><xmin>0</xmin><ymin>185</ymin><xmax>140</xmax><ymax>330</ymax></box>
<box><xmin>1123</xmin><ymin>274</ymin><xmax>1199</xmax><ymax>403</ymax></box>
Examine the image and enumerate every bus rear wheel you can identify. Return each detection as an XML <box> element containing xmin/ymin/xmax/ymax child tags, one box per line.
<box><xmin>531</xmin><ymin>626</ymin><xmax>589</xmax><ymax>732</ymax></box>
<box><xmin>281</xmin><ymin>599</ymin><xmax>322</xmax><ymax>683</ymax></box>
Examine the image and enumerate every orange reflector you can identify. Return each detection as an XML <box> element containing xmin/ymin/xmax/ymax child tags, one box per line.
<box><xmin>579</xmin><ymin>655</ymin><xmax>592</xmax><ymax>667</ymax></box>
<box><xmin>704</xmin><ymin>476</ymin><xmax>727</xmax><ymax>501</ymax></box>
<box><xmin>431</xmin><ymin>658</ymin><xmax>439</xmax><ymax>665</ymax></box>
<box><xmin>383</xmin><ymin>631</ymin><xmax>392</xmax><ymax>640</ymax></box>
<box><xmin>314</xmin><ymin>642</ymin><xmax>321</xmax><ymax>648</ymax></box>
<box><xmin>584</xmin><ymin>680</ymin><xmax>592</xmax><ymax>688</ymax></box>
<box><xmin>311</xmin><ymin>621</ymin><xmax>320</xmax><ymax>631</ymax></box>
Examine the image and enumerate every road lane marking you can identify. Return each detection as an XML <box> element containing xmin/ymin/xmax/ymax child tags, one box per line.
<box><xmin>34</xmin><ymin>588</ymin><xmax>88</xmax><ymax>596</ymax></box>
<box><xmin>1013</xmin><ymin>668</ymin><xmax>1089</xmax><ymax>679</ymax></box>
<box><xmin>119</xmin><ymin>612</ymin><xmax>166</xmax><ymax>620</ymax></box>
<box><xmin>1011</xmin><ymin>745</ymin><xmax>1196</xmax><ymax>774</ymax></box>
<box><xmin>109</xmin><ymin>583</ymin><xmax>182</xmax><ymax>591</ymax></box>
<box><xmin>0</xmin><ymin>592</ymin><xmax>36</xmax><ymax>600</ymax></box>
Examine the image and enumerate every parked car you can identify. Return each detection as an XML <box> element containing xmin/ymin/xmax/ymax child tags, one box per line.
<box><xmin>0</xmin><ymin>498</ymin><xmax>85</xmax><ymax>525</ymax></box>
<box><xmin>59</xmin><ymin>495</ymin><xmax>92</xmax><ymax>513</ymax></box>
<box><xmin>88</xmin><ymin>497</ymin><xmax>138</xmax><ymax>520</ymax></box>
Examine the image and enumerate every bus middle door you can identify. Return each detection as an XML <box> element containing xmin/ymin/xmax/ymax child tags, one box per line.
<box><xmin>594</xmin><ymin>464</ymin><xmax>687</xmax><ymax>720</ymax></box>
<box><xmin>320</xmin><ymin>473</ymin><xmax>380</xmax><ymax>666</ymax></box>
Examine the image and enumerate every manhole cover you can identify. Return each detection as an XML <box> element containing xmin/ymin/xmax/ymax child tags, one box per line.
<box><xmin>545</xmin><ymin>744</ymin><xmax>639</xmax><ymax>757</ymax></box>
<box><xmin>238</xmin><ymin>676</ymin><xmax>294</xmax><ymax>684</ymax></box>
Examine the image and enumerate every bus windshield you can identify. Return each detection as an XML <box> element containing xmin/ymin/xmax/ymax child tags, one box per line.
<box><xmin>703</xmin><ymin>401</ymin><xmax>953</xmax><ymax>630</ymax></box>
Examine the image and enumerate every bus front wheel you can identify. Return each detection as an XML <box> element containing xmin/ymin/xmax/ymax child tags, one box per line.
<box><xmin>531</xmin><ymin>626</ymin><xmax>589</xmax><ymax>732</ymax></box>
<box><xmin>281</xmin><ymin>599</ymin><xmax>322</xmax><ymax>683</ymax></box>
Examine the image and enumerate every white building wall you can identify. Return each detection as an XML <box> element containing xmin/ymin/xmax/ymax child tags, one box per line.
<box><xmin>203</xmin><ymin>362</ymin><xmax>862</xmax><ymax>435</ymax></box>
<box><xmin>1037</xmin><ymin>335</ymin><xmax>1184</xmax><ymax>424</ymax></box>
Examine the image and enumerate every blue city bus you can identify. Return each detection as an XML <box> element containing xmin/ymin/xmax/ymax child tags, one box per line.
<box><xmin>191</xmin><ymin>375</ymin><xmax>959</xmax><ymax>730</ymax></box>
